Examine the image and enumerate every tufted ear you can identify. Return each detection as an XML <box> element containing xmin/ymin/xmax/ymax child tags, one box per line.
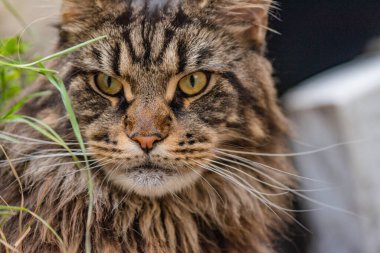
<box><xmin>213</xmin><ymin>0</ymin><xmax>274</xmax><ymax>52</ymax></box>
<box><xmin>61</xmin><ymin>0</ymin><xmax>105</xmax><ymax>25</ymax></box>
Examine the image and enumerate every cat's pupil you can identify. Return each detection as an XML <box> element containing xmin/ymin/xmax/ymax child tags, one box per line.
<box><xmin>190</xmin><ymin>75</ymin><xmax>196</xmax><ymax>88</ymax></box>
<box><xmin>106</xmin><ymin>76</ymin><xmax>112</xmax><ymax>87</ymax></box>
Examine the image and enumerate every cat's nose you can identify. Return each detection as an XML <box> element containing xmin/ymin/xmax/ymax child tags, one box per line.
<box><xmin>131</xmin><ymin>135</ymin><xmax>162</xmax><ymax>152</ymax></box>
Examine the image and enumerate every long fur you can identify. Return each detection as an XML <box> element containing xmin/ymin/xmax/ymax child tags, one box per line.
<box><xmin>0</xmin><ymin>0</ymin><xmax>297</xmax><ymax>252</ymax></box>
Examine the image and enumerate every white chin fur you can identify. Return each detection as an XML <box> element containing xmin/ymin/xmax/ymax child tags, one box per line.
<box><xmin>107</xmin><ymin>169</ymin><xmax>202</xmax><ymax>197</ymax></box>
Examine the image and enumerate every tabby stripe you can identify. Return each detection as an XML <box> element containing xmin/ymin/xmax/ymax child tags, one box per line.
<box><xmin>196</xmin><ymin>47</ymin><xmax>213</xmax><ymax>66</ymax></box>
<box><xmin>177</xmin><ymin>41</ymin><xmax>188</xmax><ymax>73</ymax></box>
<box><xmin>172</xmin><ymin>8</ymin><xmax>192</xmax><ymax>28</ymax></box>
<box><xmin>155</xmin><ymin>28</ymin><xmax>175</xmax><ymax>64</ymax></box>
<box><xmin>221</xmin><ymin>72</ymin><xmax>266</xmax><ymax>117</ymax></box>
<box><xmin>123</xmin><ymin>30</ymin><xmax>139</xmax><ymax>63</ymax></box>
<box><xmin>112</xmin><ymin>43</ymin><xmax>121</xmax><ymax>76</ymax></box>
<box><xmin>92</xmin><ymin>47</ymin><xmax>103</xmax><ymax>66</ymax></box>
<box><xmin>143</xmin><ymin>20</ymin><xmax>158</xmax><ymax>64</ymax></box>
<box><xmin>141</xmin><ymin>16</ymin><xmax>151</xmax><ymax>63</ymax></box>
<box><xmin>115</xmin><ymin>7</ymin><xmax>134</xmax><ymax>26</ymax></box>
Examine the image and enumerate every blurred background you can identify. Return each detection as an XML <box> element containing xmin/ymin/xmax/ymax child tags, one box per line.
<box><xmin>1</xmin><ymin>1</ymin><xmax>380</xmax><ymax>253</ymax></box>
<box><xmin>268</xmin><ymin>0</ymin><xmax>380</xmax><ymax>96</ymax></box>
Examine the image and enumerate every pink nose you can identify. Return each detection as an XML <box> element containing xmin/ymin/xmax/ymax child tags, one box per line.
<box><xmin>132</xmin><ymin>135</ymin><xmax>162</xmax><ymax>151</ymax></box>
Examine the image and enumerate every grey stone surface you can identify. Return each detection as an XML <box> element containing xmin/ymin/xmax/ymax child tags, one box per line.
<box><xmin>284</xmin><ymin>53</ymin><xmax>380</xmax><ymax>253</ymax></box>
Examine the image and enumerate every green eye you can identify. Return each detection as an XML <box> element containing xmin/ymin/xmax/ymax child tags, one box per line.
<box><xmin>178</xmin><ymin>71</ymin><xmax>209</xmax><ymax>96</ymax></box>
<box><xmin>95</xmin><ymin>73</ymin><xmax>123</xmax><ymax>96</ymax></box>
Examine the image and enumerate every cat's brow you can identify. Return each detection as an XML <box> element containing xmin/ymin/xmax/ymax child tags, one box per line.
<box><xmin>112</xmin><ymin>42</ymin><xmax>122</xmax><ymax>76</ymax></box>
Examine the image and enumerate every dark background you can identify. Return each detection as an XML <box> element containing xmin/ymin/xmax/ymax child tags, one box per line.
<box><xmin>267</xmin><ymin>0</ymin><xmax>380</xmax><ymax>96</ymax></box>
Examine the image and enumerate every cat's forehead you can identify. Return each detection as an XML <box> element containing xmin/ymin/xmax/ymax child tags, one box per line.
<box><xmin>70</xmin><ymin>0</ymin><xmax>246</xmax><ymax>94</ymax></box>
<box><xmin>84</xmin><ymin>5</ymin><xmax>239</xmax><ymax>83</ymax></box>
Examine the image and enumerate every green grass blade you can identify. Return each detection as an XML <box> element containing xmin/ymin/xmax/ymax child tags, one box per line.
<box><xmin>1</xmin><ymin>91</ymin><xmax>51</xmax><ymax>120</ymax></box>
<box><xmin>5</xmin><ymin>116</ymin><xmax>81</xmax><ymax>165</ymax></box>
<box><xmin>0</xmin><ymin>60</ymin><xmax>57</xmax><ymax>74</ymax></box>
<box><xmin>0</xmin><ymin>35</ymin><xmax>106</xmax><ymax>253</ymax></box>
<box><xmin>0</xmin><ymin>205</ymin><xmax>66</xmax><ymax>253</ymax></box>
<box><xmin>17</xmin><ymin>36</ymin><xmax>107</xmax><ymax>68</ymax></box>
<box><xmin>0</xmin><ymin>36</ymin><xmax>107</xmax><ymax>74</ymax></box>
<box><xmin>45</xmin><ymin>72</ymin><xmax>93</xmax><ymax>253</ymax></box>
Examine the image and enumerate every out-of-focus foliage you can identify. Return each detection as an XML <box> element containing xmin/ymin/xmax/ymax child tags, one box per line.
<box><xmin>0</xmin><ymin>37</ymin><xmax>37</xmax><ymax>114</ymax></box>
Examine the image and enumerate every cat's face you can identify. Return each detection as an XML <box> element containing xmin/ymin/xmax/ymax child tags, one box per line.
<box><xmin>61</xmin><ymin>0</ymin><xmax>278</xmax><ymax>196</ymax></box>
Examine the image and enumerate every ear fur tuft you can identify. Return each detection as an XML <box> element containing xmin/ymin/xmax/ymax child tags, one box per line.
<box><xmin>61</xmin><ymin>0</ymin><xmax>104</xmax><ymax>25</ymax></box>
<box><xmin>215</xmin><ymin>0</ymin><xmax>276</xmax><ymax>52</ymax></box>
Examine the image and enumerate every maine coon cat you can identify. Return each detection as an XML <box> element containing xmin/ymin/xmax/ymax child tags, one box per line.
<box><xmin>0</xmin><ymin>0</ymin><xmax>298</xmax><ymax>252</ymax></box>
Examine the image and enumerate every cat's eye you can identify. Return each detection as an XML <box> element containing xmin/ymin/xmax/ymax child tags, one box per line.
<box><xmin>178</xmin><ymin>71</ymin><xmax>209</xmax><ymax>96</ymax></box>
<box><xmin>95</xmin><ymin>73</ymin><xmax>123</xmax><ymax>96</ymax></box>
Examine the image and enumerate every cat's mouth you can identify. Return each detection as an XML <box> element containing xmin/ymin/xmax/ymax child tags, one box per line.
<box><xmin>104</xmin><ymin>159</ymin><xmax>202</xmax><ymax>197</ymax></box>
<box><xmin>128</xmin><ymin>161</ymin><xmax>176</xmax><ymax>175</ymax></box>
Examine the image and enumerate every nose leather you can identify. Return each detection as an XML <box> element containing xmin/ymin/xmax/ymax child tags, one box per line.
<box><xmin>132</xmin><ymin>135</ymin><xmax>162</xmax><ymax>151</ymax></box>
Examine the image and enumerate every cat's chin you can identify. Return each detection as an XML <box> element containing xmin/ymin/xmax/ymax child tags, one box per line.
<box><xmin>106</xmin><ymin>164</ymin><xmax>202</xmax><ymax>197</ymax></box>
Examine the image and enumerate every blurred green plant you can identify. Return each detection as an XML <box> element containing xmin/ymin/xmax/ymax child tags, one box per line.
<box><xmin>0</xmin><ymin>35</ymin><xmax>106</xmax><ymax>253</ymax></box>
<box><xmin>0</xmin><ymin>37</ymin><xmax>37</xmax><ymax>115</ymax></box>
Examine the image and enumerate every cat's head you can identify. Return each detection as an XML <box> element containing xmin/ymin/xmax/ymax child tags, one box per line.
<box><xmin>58</xmin><ymin>0</ymin><xmax>285</xmax><ymax>196</ymax></box>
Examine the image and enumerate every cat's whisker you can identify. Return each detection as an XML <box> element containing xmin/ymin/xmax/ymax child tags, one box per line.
<box><xmin>194</xmin><ymin>160</ymin><xmax>312</xmax><ymax>232</ymax></box>
<box><xmin>0</xmin><ymin>153</ymin><xmax>94</xmax><ymax>167</ymax></box>
<box><xmin>208</xmin><ymin>158</ymin><xmax>294</xmax><ymax>193</ymax></box>
<box><xmin>0</xmin><ymin>131</ymin><xmax>58</xmax><ymax>145</ymax></box>
<box><xmin>98</xmin><ymin>162</ymin><xmax>122</xmax><ymax>190</ymax></box>
<box><xmin>204</xmin><ymin>161</ymin><xmax>296</xmax><ymax>200</ymax></box>
<box><xmin>200</xmin><ymin>158</ymin><xmax>324</xmax><ymax>214</ymax></box>
<box><xmin>194</xmin><ymin>160</ymin><xmax>276</xmax><ymax>206</ymax></box>
<box><xmin>213</xmin><ymin>154</ymin><xmax>315</xmax><ymax>195</ymax></box>
<box><xmin>58</xmin><ymin>159</ymin><xmax>112</xmax><ymax>180</ymax></box>
<box><xmin>112</xmin><ymin>181</ymin><xmax>138</xmax><ymax>213</ymax></box>
<box><xmin>0</xmin><ymin>131</ymin><xmax>87</xmax><ymax>146</ymax></box>
<box><xmin>1</xmin><ymin>148</ymin><xmax>82</xmax><ymax>162</ymax></box>
<box><xmin>193</xmin><ymin>160</ymin><xmax>287</xmax><ymax>225</ymax></box>
<box><xmin>37</xmin><ymin>158</ymin><xmax>103</xmax><ymax>171</ymax></box>
<box><xmin>217</xmin><ymin>138</ymin><xmax>368</xmax><ymax>157</ymax></box>
<box><xmin>213</xmin><ymin>155</ymin><xmax>356</xmax><ymax>216</ymax></box>
<box><xmin>183</xmin><ymin>162</ymin><xmax>224</xmax><ymax>205</ymax></box>
<box><xmin>215</xmin><ymin>149</ymin><xmax>325</xmax><ymax>183</ymax></box>
<box><xmin>209</xmin><ymin>158</ymin><xmax>334</xmax><ymax>213</ymax></box>
<box><xmin>0</xmin><ymin>157</ymin><xmax>108</xmax><ymax>196</ymax></box>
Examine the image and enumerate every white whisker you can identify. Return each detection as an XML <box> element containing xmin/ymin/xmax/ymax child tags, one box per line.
<box><xmin>213</xmin><ymin>155</ymin><xmax>356</xmax><ymax>216</ymax></box>
<box><xmin>194</xmin><ymin>160</ymin><xmax>312</xmax><ymax>232</ymax></box>
<box><xmin>216</xmin><ymin>150</ymin><xmax>325</xmax><ymax>183</ymax></box>
<box><xmin>183</xmin><ymin>162</ymin><xmax>224</xmax><ymax>205</ymax></box>
<box><xmin>218</xmin><ymin>138</ymin><xmax>371</xmax><ymax>157</ymax></box>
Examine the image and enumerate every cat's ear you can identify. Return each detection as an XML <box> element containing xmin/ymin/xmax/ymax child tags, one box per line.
<box><xmin>211</xmin><ymin>0</ymin><xmax>274</xmax><ymax>52</ymax></box>
<box><xmin>61</xmin><ymin>0</ymin><xmax>104</xmax><ymax>25</ymax></box>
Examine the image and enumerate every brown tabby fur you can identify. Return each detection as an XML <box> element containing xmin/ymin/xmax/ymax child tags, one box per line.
<box><xmin>0</xmin><ymin>0</ymin><xmax>297</xmax><ymax>252</ymax></box>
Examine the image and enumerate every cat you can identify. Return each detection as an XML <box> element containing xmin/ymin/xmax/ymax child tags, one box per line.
<box><xmin>0</xmin><ymin>0</ymin><xmax>298</xmax><ymax>252</ymax></box>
